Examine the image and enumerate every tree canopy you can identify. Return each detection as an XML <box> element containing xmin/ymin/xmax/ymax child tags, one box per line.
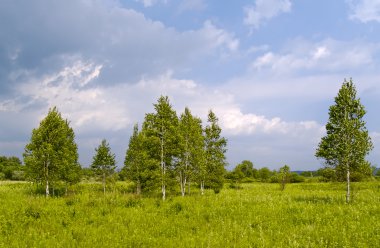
<box><xmin>91</xmin><ymin>139</ymin><xmax>116</xmax><ymax>194</ymax></box>
<box><xmin>24</xmin><ymin>107</ymin><xmax>80</xmax><ymax>196</ymax></box>
<box><xmin>142</xmin><ymin>96</ymin><xmax>180</xmax><ymax>200</ymax></box>
<box><xmin>316</xmin><ymin>79</ymin><xmax>373</xmax><ymax>202</ymax></box>
<box><xmin>204</xmin><ymin>110</ymin><xmax>227</xmax><ymax>194</ymax></box>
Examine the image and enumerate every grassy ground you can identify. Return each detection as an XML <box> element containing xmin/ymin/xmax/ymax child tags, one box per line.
<box><xmin>0</xmin><ymin>181</ymin><xmax>379</xmax><ymax>247</ymax></box>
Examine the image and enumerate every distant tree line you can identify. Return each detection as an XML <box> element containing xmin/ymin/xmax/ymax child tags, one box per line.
<box><xmin>225</xmin><ymin>160</ymin><xmax>305</xmax><ymax>188</ymax></box>
<box><xmin>226</xmin><ymin>159</ymin><xmax>378</xmax><ymax>189</ymax></box>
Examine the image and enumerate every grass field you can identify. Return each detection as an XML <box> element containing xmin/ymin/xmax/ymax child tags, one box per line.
<box><xmin>0</xmin><ymin>181</ymin><xmax>379</xmax><ymax>247</ymax></box>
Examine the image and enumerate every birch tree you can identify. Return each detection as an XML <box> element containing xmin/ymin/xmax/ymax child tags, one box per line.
<box><xmin>91</xmin><ymin>139</ymin><xmax>116</xmax><ymax>194</ymax></box>
<box><xmin>316</xmin><ymin>79</ymin><xmax>373</xmax><ymax>203</ymax></box>
<box><xmin>123</xmin><ymin>124</ymin><xmax>155</xmax><ymax>194</ymax></box>
<box><xmin>177</xmin><ymin>107</ymin><xmax>204</xmax><ymax>196</ymax></box>
<box><xmin>203</xmin><ymin>110</ymin><xmax>227</xmax><ymax>194</ymax></box>
<box><xmin>278</xmin><ymin>165</ymin><xmax>290</xmax><ymax>191</ymax></box>
<box><xmin>143</xmin><ymin>96</ymin><xmax>179</xmax><ymax>200</ymax></box>
<box><xmin>24</xmin><ymin>107</ymin><xmax>79</xmax><ymax>197</ymax></box>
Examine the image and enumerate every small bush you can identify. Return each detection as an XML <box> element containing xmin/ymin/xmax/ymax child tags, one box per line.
<box><xmin>290</xmin><ymin>173</ymin><xmax>305</xmax><ymax>183</ymax></box>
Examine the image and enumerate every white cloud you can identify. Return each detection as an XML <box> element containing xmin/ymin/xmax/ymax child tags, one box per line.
<box><xmin>312</xmin><ymin>46</ymin><xmax>330</xmax><ymax>60</ymax></box>
<box><xmin>349</xmin><ymin>0</ymin><xmax>380</xmax><ymax>23</ymax></box>
<box><xmin>244</xmin><ymin>0</ymin><xmax>292</xmax><ymax>29</ymax></box>
<box><xmin>250</xmin><ymin>39</ymin><xmax>377</xmax><ymax>74</ymax></box>
<box><xmin>199</xmin><ymin>20</ymin><xmax>239</xmax><ymax>53</ymax></box>
<box><xmin>8</xmin><ymin>61</ymin><xmax>129</xmax><ymax>132</ymax></box>
<box><xmin>3</xmin><ymin>57</ymin><xmax>327</xmax><ymax>140</ymax></box>
<box><xmin>220</xmin><ymin>107</ymin><xmax>324</xmax><ymax>137</ymax></box>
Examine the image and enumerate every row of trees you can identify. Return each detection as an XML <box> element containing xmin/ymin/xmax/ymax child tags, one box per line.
<box><xmin>121</xmin><ymin>96</ymin><xmax>227</xmax><ymax>199</ymax></box>
<box><xmin>19</xmin><ymin>79</ymin><xmax>377</xmax><ymax>203</ymax></box>
<box><xmin>23</xmin><ymin>97</ymin><xmax>227</xmax><ymax>198</ymax></box>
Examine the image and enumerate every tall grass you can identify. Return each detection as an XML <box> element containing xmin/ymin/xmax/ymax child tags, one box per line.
<box><xmin>0</xmin><ymin>181</ymin><xmax>379</xmax><ymax>247</ymax></box>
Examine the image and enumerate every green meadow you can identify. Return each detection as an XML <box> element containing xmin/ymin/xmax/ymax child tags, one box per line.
<box><xmin>1</xmin><ymin>181</ymin><xmax>379</xmax><ymax>247</ymax></box>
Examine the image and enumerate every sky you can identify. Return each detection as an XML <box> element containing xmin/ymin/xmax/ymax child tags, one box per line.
<box><xmin>1</xmin><ymin>0</ymin><xmax>380</xmax><ymax>171</ymax></box>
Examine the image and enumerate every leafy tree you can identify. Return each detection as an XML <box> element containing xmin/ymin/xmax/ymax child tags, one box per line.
<box><xmin>258</xmin><ymin>167</ymin><xmax>272</xmax><ymax>182</ymax></box>
<box><xmin>143</xmin><ymin>96</ymin><xmax>179</xmax><ymax>200</ymax></box>
<box><xmin>278</xmin><ymin>165</ymin><xmax>290</xmax><ymax>190</ymax></box>
<box><xmin>316</xmin><ymin>79</ymin><xmax>373</xmax><ymax>203</ymax></box>
<box><xmin>177</xmin><ymin>107</ymin><xmax>204</xmax><ymax>196</ymax></box>
<box><xmin>289</xmin><ymin>173</ymin><xmax>305</xmax><ymax>183</ymax></box>
<box><xmin>91</xmin><ymin>139</ymin><xmax>116</xmax><ymax>194</ymax></box>
<box><xmin>317</xmin><ymin>167</ymin><xmax>337</xmax><ymax>182</ymax></box>
<box><xmin>235</xmin><ymin>160</ymin><xmax>255</xmax><ymax>178</ymax></box>
<box><xmin>227</xmin><ymin>169</ymin><xmax>244</xmax><ymax>189</ymax></box>
<box><xmin>24</xmin><ymin>107</ymin><xmax>79</xmax><ymax>196</ymax></box>
<box><xmin>123</xmin><ymin>124</ymin><xmax>155</xmax><ymax>194</ymax></box>
<box><xmin>204</xmin><ymin>110</ymin><xmax>227</xmax><ymax>194</ymax></box>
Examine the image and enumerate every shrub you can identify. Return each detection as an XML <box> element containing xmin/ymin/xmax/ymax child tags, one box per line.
<box><xmin>289</xmin><ymin>173</ymin><xmax>305</xmax><ymax>183</ymax></box>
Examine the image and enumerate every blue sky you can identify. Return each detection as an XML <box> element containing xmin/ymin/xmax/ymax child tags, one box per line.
<box><xmin>1</xmin><ymin>0</ymin><xmax>380</xmax><ymax>170</ymax></box>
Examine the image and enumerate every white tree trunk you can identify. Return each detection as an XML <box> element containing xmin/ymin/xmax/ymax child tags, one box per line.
<box><xmin>162</xmin><ymin>184</ymin><xmax>166</xmax><ymax>200</ymax></box>
<box><xmin>346</xmin><ymin>168</ymin><xmax>350</xmax><ymax>203</ymax></box>
<box><xmin>180</xmin><ymin>172</ymin><xmax>185</xmax><ymax>197</ymax></box>
<box><xmin>183</xmin><ymin>177</ymin><xmax>187</xmax><ymax>196</ymax></box>
<box><xmin>201</xmin><ymin>181</ymin><xmax>204</xmax><ymax>195</ymax></box>
<box><xmin>46</xmin><ymin>179</ymin><xmax>49</xmax><ymax>197</ymax></box>
<box><xmin>45</xmin><ymin>161</ymin><xmax>49</xmax><ymax>197</ymax></box>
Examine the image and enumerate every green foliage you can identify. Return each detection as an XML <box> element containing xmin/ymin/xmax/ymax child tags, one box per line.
<box><xmin>226</xmin><ymin>170</ymin><xmax>244</xmax><ymax>189</ymax></box>
<box><xmin>278</xmin><ymin>165</ymin><xmax>291</xmax><ymax>190</ymax></box>
<box><xmin>177</xmin><ymin>107</ymin><xmax>204</xmax><ymax>196</ymax></box>
<box><xmin>316</xmin><ymin>79</ymin><xmax>373</xmax><ymax>202</ymax></box>
<box><xmin>1</xmin><ymin>182</ymin><xmax>380</xmax><ymax>247</ymax></box>
<box><xmin>142</xmin><ymin>96</ymin><xmax>180</xmax><ymax>199</ymax></box>
<box><xmin>316</xmin><ymin>79</ymin><xmax>373</xmax><ymax>180</ymax></box>
<box><xmin>0</xmin><ymin>156</ymin><xmax>24</xmax><ymax>180</ymax></box>
<box><xmin>289</xmin><ymin>173</ymin><xmax>305</xmax><ymax>183</ymax></box>
<box><xmin>300</xmin><ymin>171</ymin><xmax>315</xmax><ymax>178</ymax></box>
<box><xmin>122</xmin><ymin>124</ymin><xmax>155</xmax><ymax>194</ymax></box>
<box><xmin>317</xmin><ymin>167</ymin><xmax>337</xmax><ymax>182</ymax></box>
<box><xmin>81</xmin><ymin>168</ymin><xmax>95</xmax><ymax>181</ymax></box>
<box><xmin>91</xmin><ymin>139</ymin><xmax>116</xmax><ymax>194</ymax></box>
<box><xmin>204</xmin><ymin>110</ymin><xmax>227</xmax><ymax>194</ymax></box>
<box><xmin>234</xmin><ymin>160</ymin><xmax>256</xmax><ymax>178</ymax></box>
<box><xmin>23</xmin><ymin>107</ymin><xmax>80</xmax><ymax>196</ymax></box>
<box><xmin>258</xmin><ymin>167</ymin><xmax>272</xmax><ymax>182</ymax></box>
